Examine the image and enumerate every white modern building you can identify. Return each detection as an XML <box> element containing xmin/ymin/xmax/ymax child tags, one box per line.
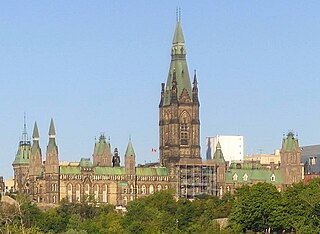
<box><xmin>206</xmin><ymin>135</ymin><xmax>244</xmax><ymax>163</ymax></box>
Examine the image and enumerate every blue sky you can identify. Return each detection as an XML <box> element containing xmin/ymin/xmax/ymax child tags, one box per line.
<box><xmin>1</xmin><ymin>1</ymin><xmax>320</xmax><ymax>179</ymax></box>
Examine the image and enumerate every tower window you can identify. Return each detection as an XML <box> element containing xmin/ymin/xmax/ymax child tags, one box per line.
<box><xmin>180</xmin><ymin>123</ymin><xmax>189</xmax><ymax>145</ymax></box>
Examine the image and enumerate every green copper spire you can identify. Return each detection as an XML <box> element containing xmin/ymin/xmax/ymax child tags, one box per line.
<box><xmin>32</xmin><ymin>122</ymin><xmax>39</xmax><ymax>140</ymax></box>
<box><xmin>281</xmin><ymin>132</ymin><xmax>300</xmax><ymax>152</ymax></box>
<box><xmin>163</xmin><ymin>19</ymin><xmax>192</xmax><ymax>106</ymax></box>
<box><xmin>125</xmin><ymin>138</ymin><xmax>136</xmax><ymax>157</ymax></box>
<box><xmin>49</xmin><ymin>118</ymin><xmax>56</xmax><ymax>138</ymax></box>
<box><xmin>213</xmin><ymin>142</ymin><xmax>225</xmax><ymax>164</ymax></box>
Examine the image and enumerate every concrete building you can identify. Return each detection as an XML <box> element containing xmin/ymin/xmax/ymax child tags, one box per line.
<box><xmin>206</xmin><ymin>135</ymin><xmax>244</xmax><ymax>163</ymax></box>
<box><xmin>245</xmin><ymin>150</ymin><xmax>281</xmax><ymax>165</ymax></box>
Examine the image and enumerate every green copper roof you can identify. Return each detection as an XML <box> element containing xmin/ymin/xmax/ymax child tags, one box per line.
<box><xmin>13</xmin><ymin>142</ymin><xmax>31</xmax><ymax>165</ymax></box>
<box><xmin>226</xmin><ymin>169</ymin><xmax>284</xmax><ymax>184</ymax></box>
<box><xmin>80</xmin><ymin>158</ymin><xmax>93</xmax><ymax>167</ymax></box>
<box><xmin>163</xmin><ymin>21</ymin><xmax>192</xmax><ymax>106</ymax></box>
<box><xmin>213</xmin><ymin>142</ymin><xmax>225</xmax><ymax>164</ymax></box>
<box><xmin>281</xmin><ymin>132</ymin><xmax>300</xmax><ymax>152</ymax></box>
<box><xmin>32</xmin><ymin>122</ymin><xmax>39</xmax><ymax>139</ymax></box>
<box><xmin>94</xmin><ymin>166</ymin><xmax>126</xmax><ymax>175</ymax></box>
<box><xmin>119</xmin><ymin>181</ymin><xmax>128</xmax><ymax>187</ymax></box>
<box><xmin>125</xmin><ymin>139</ymin><xmax>136</xmax><ymax>157</ymax></box>
<box><xmin>60</xmin><ymin>166</ymin><xmax>81</xmax><ymax>174</ymax></box>
<box><xmin>136</xmin><ymin>167</ymin><xmax>168</xmax><ymax>176</ymax></box>
<box><xmin>49</xmin><ymin>118</ymin><xmax>56</xmax><ymax>136</ymax></box>
<box><xmin>94</xmin><ymin>135</ymin><xmax>111</xmax><ymax>156</ymax></box>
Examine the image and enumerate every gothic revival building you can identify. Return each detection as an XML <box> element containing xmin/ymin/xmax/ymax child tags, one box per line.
<box><xmin>12</xmin><ymin>17</ymin><xmax>304</xmax><ymax>205</ymax></box>
<box><xmin>159</xmin><ymin>20</ymin><xmax>201</xmax><ymax>167</ymax></box>
<box><xmin>213</xmin><ymin>132</ymin><xmax>304</xmax><ymax>196</ymax></box>
<box><xmin>12</xmin><ymin>19</ymin><xmax>217</xmax><ymax>205</ymax></box>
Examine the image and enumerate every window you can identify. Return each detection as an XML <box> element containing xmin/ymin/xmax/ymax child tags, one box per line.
<box><xmin>243</xmin><ymin>173</ymin><xmax>248</xmax><ymax>182</ymax></box>
<box><xmin>270</xmin><ymin>174</ymin><xmax>276</xmax><ymax>182</ymax></box>
<box><xmin>232</xmin><ymin>173</ymin><xmax>238</xmax><ymax>181</ymax></box>
<box><xmin>180</xmin><ymin>123</ymin><xmax>189</xmax><ymax>145</ymax></box>
<box><xmin>94</xmin><ymin>184</ymin><xmax>99</xmax><ymax>202</ymax></box>
<box><xmin>309</xmin><ymin>156</ymin><xmax>317</xmax><ymax>165</ymax></box>
<box><xmin>102</xmin><ymin>185</ymin><xmax>108</xmax><ymax>203</ymax></box>
<box><xmin>76</xmin><ymin>184</ymin><xmax>81</xmax><ymax>202</ymax></box>
<box><xmin>157</xmin><ymin>184</ymin><xmax>162</xmax><ymax>192</ymax></box>
<box><xmin>141</xmin><ymin>185</ymin><xmax>146</xmax><ymax>194</ymax></box>
<box><xmin>149</xmin><ymin>185</ymin><xmax>154</xmax><ymax>194</ymax></box>
<box><xmin>67</xmin><ymin>184</ymin><xmax>72</xmax><ymax>203</ymax></box>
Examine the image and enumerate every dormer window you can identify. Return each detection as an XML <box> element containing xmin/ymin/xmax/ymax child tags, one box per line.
<box><xmin>243</xmin><ymin>173</ymin><xmax>248</xmax><ymax>181</ymax></box>
<box><xmin>232</xmin><ymin>173</ymin><xmax>238</xmax><ymax>181</ymax></box>
<box><xmin>270</xmin><ymin>174</ymin><xmax>276</xmax><ymax>182</ymax></box>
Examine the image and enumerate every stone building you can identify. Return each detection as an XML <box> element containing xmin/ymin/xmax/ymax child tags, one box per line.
<box><xmin>213</xmin><ymin>132</ymin><xmax>304</xmax><ymax>195</ymax></box>
<box><xmin>12</xmin><ymin>18</ymin><xmax>217</xmax><ymax>205</ymax></box>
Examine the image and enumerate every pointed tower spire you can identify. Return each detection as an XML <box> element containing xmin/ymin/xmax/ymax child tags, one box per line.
<box><xmin>49</xmin><ymin>118</ymin><xmax>56</xmax><ymax>138</ymax></box>
<box><xmin>125</xmin><ymin>138</ymin><xmax>136</xmax><ymax>157</ymax></box>
<box><xmin>213</xmin><ymin>141</ymin><xmax>225</xmax><ymax>164</ymax></box>
<box><xmin>32</xmin><ymin>121</ymin><xmax>40</xmax><ymax>140</ymax></box>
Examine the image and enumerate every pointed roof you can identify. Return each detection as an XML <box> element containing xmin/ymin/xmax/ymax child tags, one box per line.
<box><xmin>32</xmin><ymin>122</ymin><xmax>39</xmax><ymax>139</ymax></box>
<box><xmin>49</xmin><ymin>118</ymin><xmax>56</xmax><ymax>137</ymax></box>
<box><xmin>125</xmin><ymin>139</ymin><xmax>136</xmax><ymax>157</ymax></box>
<box><xmin>281</xmin><ymin>132</ymin><xmax>300</xmax><ymax>152</ymax></box>
<box><xmin>213</xmin><ymin>142</ymin><xmax>225</xmax><ymax>164</ymax></box>
<box><xmin>163</xmin><ymin>20</ymin><xmax>192</xmax><ymax>106</ymax></box>
<box><xmin>173</xmin><ymin>21</ymin><xmax>185</xmax><ymax>44</ymax></box>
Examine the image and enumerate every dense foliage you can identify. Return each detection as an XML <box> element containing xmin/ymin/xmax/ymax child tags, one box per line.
<box><xmin>2</xmin><ymin>179</ymin><xmax>320</xmax><ymax>233</ymax></box>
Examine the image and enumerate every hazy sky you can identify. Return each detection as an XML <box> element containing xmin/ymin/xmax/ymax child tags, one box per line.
<box><xmin>1</xmin><ymin>1</ymin><xmax>320</xmax><ymax>179</ymax></box>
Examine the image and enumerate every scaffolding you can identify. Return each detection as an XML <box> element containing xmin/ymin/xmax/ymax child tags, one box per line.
<box><xmin>176</xmin><ymin>163</ymin><xmax>217</xmax><ymax>199</ymax></box>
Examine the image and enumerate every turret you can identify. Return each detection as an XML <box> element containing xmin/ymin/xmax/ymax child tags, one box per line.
<box><xmin>93</xmin><ymin>134</ymin><xmax>112</xmax><ymax>166</ymax></box>
<box><xmin>12</xmin><ymin>116</ymin><xmax>31</xmax><ymax>194</ymax></box>
<box><xmin>125</xmin><ymin>138</ymin><xmax>136</xmax><ymax>175</ymax></box>
<box><xmin>280</xmin><ymin>132</ymin><xmax>303</xmax><ymax>185</ymax></box>
<box><xmin>45</xmin><ymin>118</ymin><xmax>59</xmax><ymax>203</ymax></box>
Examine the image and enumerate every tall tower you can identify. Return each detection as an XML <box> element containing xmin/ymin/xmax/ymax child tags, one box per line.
<box><xmin>45</xmin><ymin>118</ymin><xmax>60</xmax><ymax>203</ymax></box>
<box><xmin>159</xmin><ymin>18</ymin><xmax>201</xmax><ymax>167</ymax></box>
<box><xmin>93</xmin><ymin>134</ymin><xmax>112</xmax><ymax>166</ymax></box>
<box><xmin>29</xmin><ymin>122</ymin><xmax>43</xmax><ymax>201</ymax></box>
<box><xmin>125</xmin><ymin>138</ymin><xmax>136</xmax><ymax>175</ymax></box>
<box><xmin>280</xmin><ymin>132</ymin><xmax>303</xmax><ymax>185</ymax></box>
<box><xmin>12</xmin><ymin>117</ymin><xmax>31</xmax><ymax>193</ymax></box>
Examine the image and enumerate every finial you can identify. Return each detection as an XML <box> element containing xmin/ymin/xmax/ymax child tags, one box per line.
<box><xmin>176</xmin><ymin>7</ymin><xmax>178</xmax><ymax>22</ymax></box>
<box><xmin>129</xmin><ymin>134</ymin><xmax>131</xmax><ymax>141</ymax></box>
<box><xmin>22</xmin><ymin>112</ymin><xmax>28</xmax><ymax>143</ymax></box>
<box><xmin>179</xmin><ymin>7</ymin><xmax>181</xmax><ymax>22</ymax></box>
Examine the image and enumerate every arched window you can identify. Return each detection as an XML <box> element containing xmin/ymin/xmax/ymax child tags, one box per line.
<box><xmin>102</xmin><ymin>184</ymin><xmax>108</xmax><ymax>203</ymax></box>
<box><xmin>67</xmin><ymin>184</ymin><xmax>72</xmax><ymax>203</ymax></box>
<box><xmin>141</xmin><ymin>185</ymin><xmax>146</xmax><ymax>194</ymax></box>
<box><xmin>164</xmin><ymin>185</ymin><xmax>168</xmax><ymax>190</ymax></box>
<box><xmin>94</xmin><ymin>184</ymin><xmax>99</xmax><ymax>202</ymax></box>
<box><xmin>180</xmin><ymin>123</ymin><xmax>189</xmax><ymax>145</ymax></box>
<box><xmin>53</xmin><ymin>195</ymin><xmax>56</xmax><ymax>203</ymax></box>
<box><xmin>123</xmin><ymin>196</ymin><xmax>128</xmax><ymax>206</ymax></box>
<box><xmin>180</xmin><ymin>112</ymin><xmax>190</xmax><ymax>146</ymax></box>
<box><xmin>130</xmin><ymin>184</ymin><xmax>134</xmax><ymax>194</ymax></box>
<box><xmin>76</xmin><ymin>184</ymin><xmax>81</xmax><ymax>202</ymax></box>
<box><xmin>149</xmin><ymin>185</ymin><xmax>154</xmax><ymax>194</ymax></box>
<box><xmin>85</xmin><ymin>184</ymin><xmax>90</xmax><ymax>196</ymax></box>
<box><xmin>157</xmin><ymin>184</ymin><xmax>162</xmax><ymax>192</ymax></box>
